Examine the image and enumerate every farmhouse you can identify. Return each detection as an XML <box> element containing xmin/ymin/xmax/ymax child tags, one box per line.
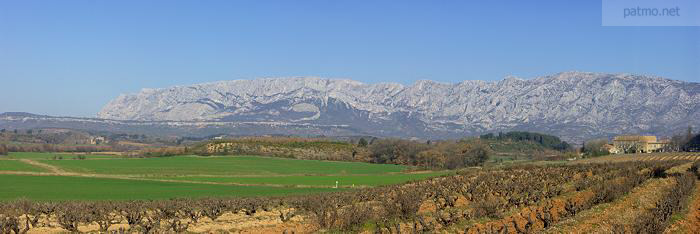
<box><xmin>611</xmin><ymin>135</ymin><xmax>668</xmax><ymax>154</ymax></box>
<box><xmin>90</xmin><ymin>136</ymin><xmax>108</xmax><ymax>145</ymax></box>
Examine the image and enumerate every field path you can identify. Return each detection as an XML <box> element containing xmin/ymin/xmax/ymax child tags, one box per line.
<box><xmin>18</xmin><ymin>159</ymin><xmax>67</xmax><ymax>174</ymax></box>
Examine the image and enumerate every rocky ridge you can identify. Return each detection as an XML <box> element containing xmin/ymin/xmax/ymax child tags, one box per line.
<box><xmin>95</xmin><ymin>71</ymin><xmax>700</xmax><ymax>142</ymax></box>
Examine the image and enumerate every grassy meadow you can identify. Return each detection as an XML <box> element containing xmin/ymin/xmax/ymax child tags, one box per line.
<box><xmin>156</xmin><ymin>171</ymin><xmax>451</xmax><ymax>187</ymax></box>
<box><xmin>0</xmin><ymin>152</ymin><xmax>449</xmax><ymax>201</ymax></box>
<box><xmin>0</xmin><ymin>174</ymin><xmax>339</xmax><ymax>200</ymax></box>
<box><xmin>0</xmin><ymin>159</ymin><xmax>46</xmax><ymax>172</ymax></box>
<box><xmin>40</xmin><ymin>155</ymin><xmax>408</xmax><ymax>176</ymax></box>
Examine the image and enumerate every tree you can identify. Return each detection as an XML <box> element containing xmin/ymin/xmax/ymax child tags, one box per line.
<box><xmin>357</xmin><ymin>138</ymin><xmax>368</xmax><ymax>147</ymax></box>
<box><xmin>416</xmin><ymin>149</ymin><xmax>445</xmax><ymax>169</ymax></box>
<box><xmin>480</xmin><ymin>133</ymin><xmax>495</xmax><ymax>139</ymax></box>
<box><xmin>368</xmin><ymin>139</ymin><xmax>429</xmax><ymax>165</ymax></box>
<box><xmin>668</xmin><ymin>128</ymin><xmax>695</xmax><ymax>152</ymax></box>
<box><xmin>616</xmin><ymin>140</ymin><xmax>638</xmax><ymax>154</ymax></box>
<box><xmin>684</xmin><ymin>134</ymin><xmax>700</xmax><ymax>151</ymax></box>
<box><xmin>486</xmin><ymin>131</ymin><xmax>571</xmax><ymax>151</ymax></box>
<box><xmin>583</xmin><ymin>138</ymin><xmax>609</xmax><ymax>157</ymax></box>
<box><xmin>669</xmin><ymin>134</ymin><xmax>686</xmax><ymax>152</ymax></box>
<box><xmin>462</xmin><ymin>141</ymin><xmax>490</xmax><ymax>167</ymax></box>
<box><xmin>414</xmin><ymin>141</ymin><xmax>490</xmax><ymax>169</ymax></box>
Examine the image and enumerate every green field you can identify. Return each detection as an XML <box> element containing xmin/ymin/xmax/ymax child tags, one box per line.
<box><xmin>0</xmin><ymin>174</ymin><xmax>339</xmax><ymax>201</ymax></box>
<box><xmin>156</xmin><ymin>171</ymin><xmax>451</xmax><ymax>187</ymax></box>
<box><xmin>0</xmin><ymin>153</ymin><xmax>448</xmax><ymax>201</ymax></box>
<box><xmin>5</xmin><ymin>152</ymin><xmax>117</xmax><ymax>160</ymax></box>
<box><xmin>41</xmin><ymin>155</ymin><xmax>408</xmax><ymax>176</ymax></box>
<box><xmin>0</xmin><ymin>159</ymin><xmax>46</xmax><ymax>172</ymax></box>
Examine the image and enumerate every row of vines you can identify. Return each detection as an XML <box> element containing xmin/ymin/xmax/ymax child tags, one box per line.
<box><xmin>0</xmin><ymin>160</ymin><xmax>694</xmax><ymax>233</ymax></box>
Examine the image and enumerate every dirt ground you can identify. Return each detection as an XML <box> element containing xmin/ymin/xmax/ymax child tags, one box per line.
<box><xmin>544</xmin><ymin>177</ymin><xmax>677</xmax><ymax>233</ymax></box>
<box><xmin>664</xmin><ymin>181</ymin><xmax>700</xmax><ymax>234</ymax></box>
<box><xmin>24</xmin><ymin>209</ymin><xmax>317</xmax><ymax>234</ymax></box>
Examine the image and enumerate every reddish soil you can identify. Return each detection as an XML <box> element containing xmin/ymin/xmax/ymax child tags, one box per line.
<box><xmin>664</xmin><ymin>181</ymin><xmax>700</xmax><ymax>234</ymax></box>
<box><xmin>545</xmin><ymin>178</ymin><xmax>676</xmax><ymax>233</ymax></box>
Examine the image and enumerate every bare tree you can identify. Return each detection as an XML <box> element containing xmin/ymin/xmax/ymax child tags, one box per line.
<box><xmin>583</xmin><ymin>138</ymin><xmax>610</xmax><ymax>156</ymax></box>
<box><xmin>0</xmin><ymin>144</ymin><xmax>7</xmax><ymax>156</ymax></box>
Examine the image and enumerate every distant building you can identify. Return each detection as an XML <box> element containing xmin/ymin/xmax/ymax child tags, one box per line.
<box><xmin>612</xmin><ymin>135</ymin><xmax>668</xmax><ymax>154</ymax></box>
<box><xmin>90</xmin><ymin>136</ymin><xmax>108</xmax><ymax>145</ymax></box>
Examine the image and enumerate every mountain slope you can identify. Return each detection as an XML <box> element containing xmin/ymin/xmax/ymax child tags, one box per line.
<box><xmin>95</xmin><ymin>71</ymin><xmax>700</xmax><ymax>142</ymax></box>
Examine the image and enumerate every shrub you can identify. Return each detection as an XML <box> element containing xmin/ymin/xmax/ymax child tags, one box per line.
<box><xmin>628</xmin><ymin>172</ymin><xmax>695</xmax><ymax>233</ymax></box>
<box><xmin>0</xmin><ymin>144</ymin><xmax>7</xmax><ymax>156</ymax></box>
<box><xmin>85</xmin><ymin>202</ymin><xmax>119</xmax><ymax>232</ymax></box>
<box><xmin>117</xmin><ymin>201</ymin><xmax>146</xmax><ymax>230</ymax></box>
<box><xmin>199</xmin><ymin>198</ymin><xmax>228</xmax><ymax>221</ymax></box>
<box><xmin>55</xmin><ymin>203</ymin><xmax>86</xmax><ymax>233</ymax></box>
<box><xmin>471</xmin><ymin>195</ymin><xmax>502</xmax><ymax>219</ymax></box>
<box><xmin>299</xmin><ymin>193</ymin><xmax>343</xmax><ymax>229</ymax></box>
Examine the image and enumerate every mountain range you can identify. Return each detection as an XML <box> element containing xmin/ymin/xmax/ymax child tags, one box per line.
<box><xmin>3</xmin><ymin>71</ymin><xmax>698</xmax><ymax>143</ymax></box>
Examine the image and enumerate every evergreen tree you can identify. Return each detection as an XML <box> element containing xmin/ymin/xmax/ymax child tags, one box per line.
<box><xmin>357</xmin><ymin>138</ymin><xmax>368</xmax><ymax>147</ymax></box>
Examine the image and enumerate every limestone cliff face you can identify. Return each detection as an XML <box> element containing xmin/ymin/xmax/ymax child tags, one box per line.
<box><xmin>97</xmin><ymin>72</ymin><xmax>700</xmax><ymax>141</ymax></box>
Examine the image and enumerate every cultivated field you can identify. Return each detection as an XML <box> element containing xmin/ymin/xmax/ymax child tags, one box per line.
<box><xmin>0</xmin><ymin>175</ymin><xmax>337</xmax><ymax>200</ymax></box>
<box><xmin>0</xmin><ymin>160</ymin><xmax>46</xmax><ymax>173</ymax></box>
<box><xmin>0</xmin><ymin>152</ymin><xmax>450</xmax><ymax>200</ymax></box>
<box><xmin>576</xmin><ymin>152</ymin><xmax>700</xmax><ymax>164</ymax></box>
<box><xmin>39</xmin><ymin>155</ymin><xmax>408</xmax><ymax>176</ymax></box>
<box><xmin>1</xmin><ymin>152</ymin><xmax>700</xmax><ymax>233</ymax></box>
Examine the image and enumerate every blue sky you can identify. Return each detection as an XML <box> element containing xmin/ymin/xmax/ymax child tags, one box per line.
<box><xmin>1</xmin><ymin>0</ymin><xmax>698</xmax><ymax>117</ymax></box>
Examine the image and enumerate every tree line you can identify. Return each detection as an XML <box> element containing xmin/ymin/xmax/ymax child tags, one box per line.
<box><xmin>685</xmin><ymin>134</ymin><xmax>700</xmax><ymax>151</ymax></box>
<box><xmin>0</xmin><ymin>144</ymin><xmax>115</xmax><ymax>153</ymax></box>
<box><xmin>367</xmin><ymin>138</ymin><xmax>491</xmax><ymax>169</ymax></box>
<box><xmin>127</xmin><ymin>137</ymin><xmax>491</xmax><ymax>170</ymax></box>
<box><xmin>673</xmin><ymin>126</ymin><xmax>700</xmax><ymax>152</ymax></box>
<box><xmin>479</xmin><ymin>131</ymin><xmax>572</xmax><ymax>151</ymax></box>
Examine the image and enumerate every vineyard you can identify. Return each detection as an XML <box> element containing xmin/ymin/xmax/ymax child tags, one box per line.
<box><xmin>1</xmin><ymin>152</ymin><xmax>700</xmax><ymax>233</ymax></box>
<box><xmin>575</xmin><ymin>152</ymin><xmax>700</xmax><ymax>164</ymax></box>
